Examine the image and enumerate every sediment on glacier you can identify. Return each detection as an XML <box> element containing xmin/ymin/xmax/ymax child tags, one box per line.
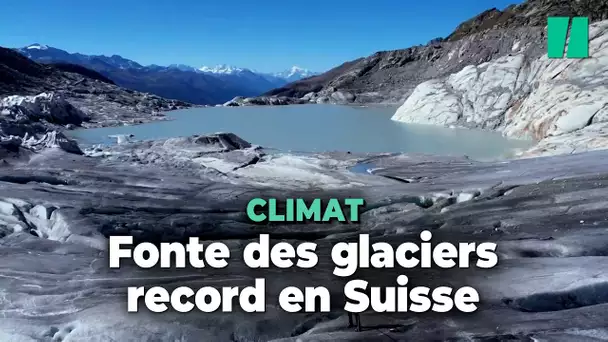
<box><xmin>1</xmin><ymin>131</ymin><xmax>608</xmax><ymax>341</ymax></box>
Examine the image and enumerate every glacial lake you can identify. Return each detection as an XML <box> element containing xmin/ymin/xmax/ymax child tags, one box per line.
<box><xmin>69</xmin><ymin>104</ymin><xmax>533</xmax><ymax>160</ymax></box>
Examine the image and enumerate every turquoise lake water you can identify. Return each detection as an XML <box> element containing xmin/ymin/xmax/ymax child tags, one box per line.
<box><xmin>69</xmin><ymin>104</ymin><xmax>532</xmax><ymax>160</ymax></box>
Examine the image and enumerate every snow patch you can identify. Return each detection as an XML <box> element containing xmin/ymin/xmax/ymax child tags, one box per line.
<box><xmin>198</xmin><ymin>64</ymin><xmax>248</xmax><ymax>75</ymax></box>
<box><xmin>511</xmin><ymin>40</ymin><xmax>520</xmax><ymax>52</ymax></box>
<box><xmin>25</xmin><ymin>43</ymin><xmax>48</xmax><ymax>50</ymax></box>
<box><xmin>273</xmin><ymin>65</ymin><xmax>317</xmax><ymax>80</ymax></box>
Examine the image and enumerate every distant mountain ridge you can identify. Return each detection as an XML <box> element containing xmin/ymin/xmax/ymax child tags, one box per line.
<box><xmin>197</xmin><ymin>64</ymin><xmax>316</xmax><ymax>81</ymax></box>
<box><xmin>0</xmin><ymin>45</ymin><xmax>192</xmax><ymax>137</ymax></box>
<box><xmin>16</xmin><ymin>44</ymin><xmax>318</xmax><ymax>105</ymax></box>
<box><xmin>22</xmin><ymin>44</ymin><xmax>144</xmax><ymax>69</ymax></box>
<box><xmin>198</xmin><ymin>64</ymin><xmax>247</xmax><ymax>75</ymax></box>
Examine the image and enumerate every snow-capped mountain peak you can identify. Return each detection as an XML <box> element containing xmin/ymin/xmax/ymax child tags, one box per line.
<box><xmin>198</xmin><ymin>64</ymin><xmax>247</xmax><ymax>75</ymax></box>
<box><xmin>290</xmin><ymin>65</ymin><xmax>306</xmax><ymax>73</ymax></box>
<box><xmin>272</xmin><ymin>66</ymin><xmax>317</xmax><ymax>82</ymax></box>
<box><xmin>26</xmin><ymin>43</ymin><xmax>49</xmax><ymax>50</ymax></box>
<box><xmin>286</xmin><ymin>65</ymin><xmax>312</xmax><ymax>78</ymax></box>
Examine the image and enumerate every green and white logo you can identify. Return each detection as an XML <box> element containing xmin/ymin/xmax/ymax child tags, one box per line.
<box><xmin>547</xmin><ymin>17</ymin><xmax>589</xmax><ymax>59</ymax></box>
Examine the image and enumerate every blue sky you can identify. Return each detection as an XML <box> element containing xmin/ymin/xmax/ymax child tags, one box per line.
<box><xmin>1</xmin><ymin>0</ymin><xmax>522</xmax><ymax>73</ymax></box>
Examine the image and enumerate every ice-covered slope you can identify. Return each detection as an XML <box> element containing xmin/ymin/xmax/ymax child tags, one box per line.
<box><xmin>392</xmin><ymin>20</ymin><xmax>608</xmax><ymax>157</ymax></box>
<box><xmin>16</xmin><ymin>46</ymin><xmax>267</xmax><ymax>104</ymax></box>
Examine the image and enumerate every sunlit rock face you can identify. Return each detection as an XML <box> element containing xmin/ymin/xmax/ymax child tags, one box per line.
<box><xmin>392</xmin><ymin>20</ymin><xmax>608</xmax><ymax>157</ymax></box>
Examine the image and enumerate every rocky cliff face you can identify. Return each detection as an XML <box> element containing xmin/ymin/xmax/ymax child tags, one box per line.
<box><xmin>266</xmin><ymin>0</ymin><xmax>608</xmax><ymax>106</ymax></box>
<box><xmin>392</xmin><ymin>20</ymin><xmax>608</xmax><ymax>157</ymax></box>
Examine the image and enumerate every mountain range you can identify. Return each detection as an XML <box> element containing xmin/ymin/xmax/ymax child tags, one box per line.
<box><xmin>0</xmin><ymin>44</ymin><xmax>195</xmax><ymax>139</ymax></box>
<box><xmin>16</xmin><ymin>44</ymin><xmax>317</xmax><ymax>105</ymax></box>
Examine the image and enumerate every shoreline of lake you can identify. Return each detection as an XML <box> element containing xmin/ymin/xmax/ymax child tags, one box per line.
<box><xmin>68</xmin><ymin>104</ymin><xmax>533</xmax><ymax>162</ymax></box>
